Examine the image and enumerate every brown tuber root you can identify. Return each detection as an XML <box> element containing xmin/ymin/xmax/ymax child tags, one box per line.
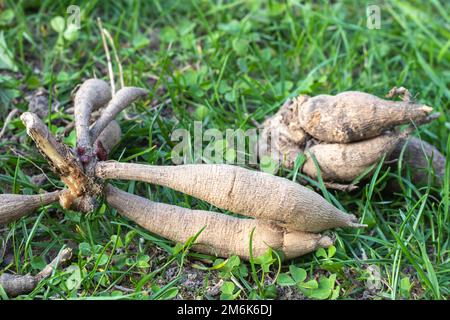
<box><xmin>302</xmin><ymin>131</ymin><xmax>401</xmax><ymax>182</ymax></box>
<box><xmin>0</xmin><ymin>191</ymin><xmax>61</xmax><ymax>224</ymax></box>
<box><xmin>0</xmin><ymin>248</ymin><xmax>72</xmax><ymax>297</ymax></box>
<box><xmin>297</xmin><ymin>91</ymin><xmax>433</xmax><ymax>143</ymax></box>
<box><xmin>389</xmin><ymin>136</ymin><xmax>446</xmax><ymax>187</ymax></box>
<box><xmin>106</xmin><ymin>185</ymin><xmax>333</xmax><ymax>260</ymax></box>
<box><xmin>94</xmin><ymin>120</ymin><xmax>122</xmax><ymax>159</ymax></box>
<box><xmin>89</xmin><ymin>87</ymin><xmax>147</xmax><ymax>143</ymax></box>
<box><xmin>259</xmin><ymin>90</ymin><xmax>441</xmax><ymax>189</ymax></box>
<box><xmin>96</xmin><ymin>162</ymin><xmax>365</xmax><ymax>232</ymax></box>
<box><xmin>0</xmin><ymin>274</ymin><xmax>37</xmax><ymax>297</ymax></box>
<box><xmin>74</xmin><ymin>79</ymin><xmax>111</xmax><ymax>151</ymax></box>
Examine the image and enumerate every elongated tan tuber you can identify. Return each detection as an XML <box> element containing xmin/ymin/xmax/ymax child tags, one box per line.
<box><xmin>97</xmin><ymin>163</ymin><xmax>364</xmax><ymax>232</ymax></box>
<box><xmin>0</xmin><ymin>248</ymin><xmax>72</xmax><ymax>297</ymax></box>
<box><xmin>258</xmin><ymin>90</ymin><xmax>441</xmax><ymax>189</ymax></box>
<box><xmin>389</xmin><ymin>136</ymin><xmax>446</xmax><ymax>186</ymax></box>
<box><xmin>74</xmin><ymin>79</ymin><xmax>111</xmax><ymax>150</ymax></box>
<box><xmin>106</xmin><ymin>185</ymin><xmax>333</xmax><ymax>260</ymax></box>
<box><xmin>297</xmin><ymin>91</ymin><xmax>433</xmax><ymax>143</ymax></box>
<box><xmin>302</xmin><ymin>131</ymin><xmax>401</xmax><ymax>182</ymax></box>
<box><xmin>0</xmin><ymin>191</ymin><xmax>61</xmax><ymax>224</ymax></box>
<box><xmin>89</xmin><ymin>87</ymin><xmax>147</xmax><ymax>142</ymax></box>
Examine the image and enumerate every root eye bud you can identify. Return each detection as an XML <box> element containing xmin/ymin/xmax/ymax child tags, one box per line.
<box><xmin>95</xmin><ymin>141</ymin><xmax>108</xmax><ymax>161</ymax></box>
<box><xmin>80</xmin><ymin>155</ymin><xmax>90</xmax><ymax>164</ymax></box>
<box><xmin>77</xmin><ymin>146</ymin><xmax>86</xmax><ymax>155</ymax></box>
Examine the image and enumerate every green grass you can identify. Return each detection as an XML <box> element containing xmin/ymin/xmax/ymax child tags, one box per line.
<box><xmin>0</xmin><ymin>0</ymin><xmax>449</xmax><ymax>300</ymax></box>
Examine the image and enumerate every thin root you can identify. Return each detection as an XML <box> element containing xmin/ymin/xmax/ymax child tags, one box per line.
<box><xmin>0</xmin><ymin>248</ymin><xmax>72</xmax><ymax>297</ymax></box>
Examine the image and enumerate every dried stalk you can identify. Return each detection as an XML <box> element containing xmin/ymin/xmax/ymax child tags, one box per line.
<box><xmin>97</xmin><ymin>18</ymin><xmax>115</xmax><ymax>96</ymax></box>
<box><xmin>102</xmin><ymin>28</ymin><xmax>125</xmax><ymax>89</ymax></box>
<box><xmin>20</xmin><ymin>112</ymin><xmax>102</xmax><ymax>210</ymax></box>
<box><xmin>0</xmin><ymin>248</ymin><xmax>72</xmax><ymax>297</ymax></box>
<box><xmin>0</xmin><ymin>108</ymin><xmax>19</xmax><ymax>140</ymax></box>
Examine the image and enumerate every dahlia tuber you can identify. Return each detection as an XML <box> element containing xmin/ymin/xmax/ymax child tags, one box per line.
<box><xmin>89</xmin><ymin>87</ymin><xmax>147</xmax><ymax>142</ymax></box>
<box><xmin>0</xmin><ymin>248</ymin><xmax>72</xmax><ymax>297</ymax></box>
<box><xmin>95</xmin><ymin>120</ymin><xmax>122</xmax><ymax>158</ymax></box>
<box><xmin>74</xmin><ymin>79</ymin><xmax>111</xmax><ymax>151</ymax></box>
<box><xmin>5</xmin><ymin>82</ymin><xmax>383</xmax><ymax>270</ymax></box>
<box><xmin>259</xmin><ymin>90</ymin><xmax>442</xmax><ymax>188</ymax></box>
<box><xmin>297</xmin><ymin>91</ymin><xmax>433</xmax><ymax>143</ymax></box>
<box><xmin>106</xmin><ymin>185</ymin><xmax>333</xmax><ymax>260</ymax></box>
<box><xmin>302</xmin><ymin>131</ymin><xmax>401</xmax><ymax>182</ymax></box>
<box><xmin>96</xmin><ymin>162</ymin><xmax>364</xmax><ymax>232</ymax></box>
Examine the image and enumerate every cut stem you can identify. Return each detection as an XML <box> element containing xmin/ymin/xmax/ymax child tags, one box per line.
<box><xmin>20</xmin><ymin>112</ymin><xmax>103</xmax><ymax>211</ymax></box>
<box><xmin>20</xmin><ymin>112</ymin><xmax>89</xmax><ymax>199</ymax></box>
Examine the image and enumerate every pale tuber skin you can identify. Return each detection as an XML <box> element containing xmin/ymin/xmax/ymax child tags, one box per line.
<box><xmin>106</xmin><ymin>185</ymin><xmax>333</xmax><ymax>260</ymax></box>
<box><xmin>96</xmin><ymin>162</ymin><xmax>365</xmax><ymax>232</ymax></box>
<box><xmin>94</xmin><ymin>120</ymin><xmax>122</xmax><ymax>159</ymax></box>
<box><xmin>89</xmin><ymin>87</ymin><xmax>147</xmax><ymax>143</ymax></box>
<box><xmin>297</xmin><ymin>91</ymin><xmax>433</xmax><ymax>143</ymax></box>
<box><xmin>302</xmin><ymin>131</ymin><xmax>401</xmax><ymax>182</ymax></box>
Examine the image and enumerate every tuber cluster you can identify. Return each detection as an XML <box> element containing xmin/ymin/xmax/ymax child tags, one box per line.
<box><xmin>1</xmin><ymin>78</ymin><xmax>367</xmax><ymax>283</ymax></box>
<box><xmin>259</xmin><ymin>89</ymin><xmax>445</xmax><ymax>189</ymax></box>
<box><xmin>5</xmin><ymin>79</ymin><xmax>442</xmax><ymax>296</ymax></box>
